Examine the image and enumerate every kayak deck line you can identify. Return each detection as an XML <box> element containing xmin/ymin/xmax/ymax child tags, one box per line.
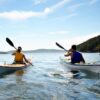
<box><xmin>0</xmin><ymin>64</ymin><xmax>29</xmax><ymax>67</ymax></box>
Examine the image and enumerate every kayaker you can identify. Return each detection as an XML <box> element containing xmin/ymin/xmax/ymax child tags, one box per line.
<box><xmin>64</xmin><ymin>45</ymin><xmax>85</xmax><ymax>64</ymax></box>
<box><xmin>12</xmin><ymin>46</ymin><xmax>32</xmax><ymax>65</ymax></box>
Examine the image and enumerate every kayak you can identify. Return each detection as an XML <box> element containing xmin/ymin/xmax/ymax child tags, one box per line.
<box><xmin>60</xmin><ymin>58</ymin><xmax>100</xmax><ymax>73</ymax></box>
<box><xmin>0</xmin><ymin>63</ymin><xmax>30</xmax><ymax>75</ymax></box>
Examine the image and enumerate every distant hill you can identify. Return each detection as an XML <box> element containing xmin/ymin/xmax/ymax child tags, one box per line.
<box><xmin>23</xmin><ymin>49</ymin><xmax>63</xmax><ymax>53</ymax></box>
<box><xmin>77</xmin><ymin>35</ymin><xmax>100</xmax><ymax>52</ymax></box>
<box><xmin>28</xmin><ymin>49</ymin><xmax>63</xmax><ymax>53</ymax></box>
<box><xmin>0</xmin><ymin>51</ymin><xmax>8</xmax><ymax>54</ymax></box>
<box><xmin>0</xmin><ymin>49</ymin><xmax>63</xmax><ymax>54</ymax></box>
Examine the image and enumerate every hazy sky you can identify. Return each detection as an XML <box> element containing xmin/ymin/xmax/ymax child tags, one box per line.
<box><xmin>0</xmin><ymin>0</ymin><xmax>100</xmax><ymax>51</ymax></box>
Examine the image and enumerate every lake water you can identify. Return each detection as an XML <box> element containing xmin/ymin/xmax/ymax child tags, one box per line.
<box><xmin>0</xmin><ymin>52</ymin><xmax>100</xmax><ymax>100</ymax></box>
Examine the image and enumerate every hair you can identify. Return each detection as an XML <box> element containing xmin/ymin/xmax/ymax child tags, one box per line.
<box><xmin>71</xmin><ymin>45</ymin><xmax>76</xmax><ymax>50</ymax></box>
<box><xmin>17</xmin><ymin>46</ymin><xmax>22</xmax><ymax>52</ymax></box>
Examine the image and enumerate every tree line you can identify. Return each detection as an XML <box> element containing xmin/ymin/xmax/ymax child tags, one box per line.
<box><xmin>77</xmin><ymin>35</ymin><xmax>100</xmax><ymax>52</ymax></box>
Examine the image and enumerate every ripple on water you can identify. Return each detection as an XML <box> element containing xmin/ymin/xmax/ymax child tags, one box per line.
<box><xmin>0</xmin><ymin>53</ymin><xmax>100</xmax><ymax>100</ymax></box>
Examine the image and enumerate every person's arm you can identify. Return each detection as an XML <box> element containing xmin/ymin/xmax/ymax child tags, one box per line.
<box><xmin>64</xmin><ymin>48</ymin><xmax>72</xmax><ymax>56</ymax></box>
<box><xmin>64</xmin><ymin>51</ymin><xmax>72</xmax><ymax>57</ymax></box>
<box><xmin>23</xmin><ymin>55</ymin><xmax>33</xmax><ymax>66</ymax></box>
<box><xmin>64</xmin><ymin>53</ymin><xmax>71</xmax><ymax>57</ymax></box>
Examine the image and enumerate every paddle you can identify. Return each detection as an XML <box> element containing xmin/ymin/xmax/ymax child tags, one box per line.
<box><xmin>6</xmin><ymin>37</ymin><xmax>33</xmax><ymax>66</ymax></box>
<box><xmin>56</xmin><ymin>42</ymin><xmax>67</xmax><ymax>52</ymax></box>
<box><xmin>6</xmin><ymin>37</ymin><xmax>17</xmax><ymax>50</ymax></box>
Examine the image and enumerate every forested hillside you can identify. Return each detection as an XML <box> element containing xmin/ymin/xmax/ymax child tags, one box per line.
<box><xmin>77</xmin><ymin>35</ymin><xmax>100</xmax><ymax>52</ymax></box>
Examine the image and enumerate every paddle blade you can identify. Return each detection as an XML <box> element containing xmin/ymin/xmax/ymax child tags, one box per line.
<box><xmin>56</xmin><ymin>42</ymin><xmax>67</xmax><ymax>51</ymax></box>
<box><xmin>6</xmin><ymin>37</ymin><xmax>16</xmax><ymax>49</ymax></box>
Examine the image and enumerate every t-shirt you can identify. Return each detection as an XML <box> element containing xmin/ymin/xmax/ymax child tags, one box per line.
<box><xmin>71</xmin><ymin>51</ymin><xmax>84</xmax><ymax>64</ymax></box>
<box><xmin>15</xmin><ymin>52</ymin><xmax>24</xmax><ymax>62</ymax></box>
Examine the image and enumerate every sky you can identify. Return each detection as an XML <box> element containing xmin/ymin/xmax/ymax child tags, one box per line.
<box><xmin>0</xmin><ymin>0</ymin><xmax>100</xmax><ymax>51</ymax></box>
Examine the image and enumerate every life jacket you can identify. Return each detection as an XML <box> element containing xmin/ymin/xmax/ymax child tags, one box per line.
<box><xmin>14</xmin><ymin>52</ymin><xmax>24</xmax><ymax>62</ymax></box>
<box><xmin>71</xmin><ymin>51</ymin><xmax>83</xmax><ymax>64</ymax></box>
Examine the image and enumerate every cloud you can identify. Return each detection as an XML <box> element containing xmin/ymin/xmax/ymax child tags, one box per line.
<box><xmin>0</xmin><ymin>11</ymin><xmax>43</xmax><ymax>20</ymax></box>
<box><xmin>49</xmin><ymin>12</ymin><xmax>77</xmax><ymax>22</ymax></box>
<box><xmin>34</xmin><ymin>0</ymin><xmax>47</xmax><ymax>5</ymax></box>
<box><xmin>67</xmin><ymin>3</ymin><xmax>83</xmax><ymax>12</ymax></box>
<box><xmin>89</xmin><ymin>0</ymin><xmax>98</xmax><ymax>5</ymax></box>
<box><xmin>69</xmin><ymin>33</ymin><xmax>100</xmax><ymax>45</ymax></box>
<box><xmin>66</xmin><ymin>13</ymin><xmax>77</xmax><ymax>19</ymax></box>
<box><xmin>45</xmin><ymin>0</ymin><xmax>71</xmax><ymax>13</ymax></box>
<box><xmin>84</xmin><ymin>32</ymin><xmax>100</xmax><ymax>40</ymax></box>
<box><xmin>0</xmin><ymin>0</ymin><xmax>97</xmax><ymax>20</ymax></box>
<box><xmin>57</xmin><ymin>32</ymin><xmax>100</xmax><ymax>49</ymax></box>
<box><xmin>51</xmin><ymin>0</ymin><xmax>70</xmax><ymax>10</ymax></box>
<box><xmin>0</xmin><ymin>0</ymin><xmax>7</xmax><ymax>5</ymax></box>
<box><xmin>49</xmin><ymin>31</ymin><xmax>69</xmax><ymax>35</ymax></box>
<box><xmin>0</xmin><ymin>10</ymin><xmax>52</xmax><ymax>20</ymax></box>
<box><xmin>44</xmin><ymin>8</ymin><xmax>52</xmax><ymax>14</ymax></box>
<box><xmin>0</xmin><ymin>0</ymin><xmax>71</xmax><ymax>20</ymax></box>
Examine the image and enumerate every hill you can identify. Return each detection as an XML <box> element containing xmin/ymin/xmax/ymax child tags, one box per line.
<box><xmin>29</xmin><ymin>49</ymin><xmax>63</xmax><ymax>53</ymax></box>
<box><xmin>77</xmin><ymin>35</ymin><xmax>100</xmax><ymax>52</ymax></box>
<box><xmin>2</xmin><ymin>49</ymin><xmax>63</xmax><ymax>54</ymax></box>
<box><xmin>23</xmin><ymin>49</ymin><xmax>63</xmax><ymax>53</ymax></box>
<box><xmin>0</xmin><ymin>51</ymin><xmax>8</xmax><ymax>54</ymax></box>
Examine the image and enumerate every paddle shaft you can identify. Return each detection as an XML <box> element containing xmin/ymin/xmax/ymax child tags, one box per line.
<box><xmin>56</xmin><ymin>42</ymin><xmax>67</xmax><ymax>52</ymax></box>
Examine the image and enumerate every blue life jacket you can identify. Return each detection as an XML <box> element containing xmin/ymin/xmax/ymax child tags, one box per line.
<box><xmin>71</xmin><ymin>51</ymin><xmax>83</xmax><ymax>64</ymax></box>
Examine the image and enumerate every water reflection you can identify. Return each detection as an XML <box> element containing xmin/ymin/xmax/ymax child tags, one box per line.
<box><xmin>0</xmin><ymin>70</ymin><xmax>16</xmax><ymax>78</ymax></box>
<box><xmin>15</xmin><ymin>70</ymin><xmax>25</xmax><ymax>76</ymax></box>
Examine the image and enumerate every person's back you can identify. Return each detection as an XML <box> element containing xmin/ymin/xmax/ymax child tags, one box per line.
<box><xmin>12</xmin><ymin>46</ymin><xmax>33</xmax><ymax>65</ymax></box>
<box><xmin>71</xmin><ymin>51</ymin><xmax>85</xmax><ymax>64</ymax></box>
<box><xmin>12</xmin><ymin>46</ymin><xmax>25</xmax><ymax>64</ymax></box>
<box><xmin>65</xmin><ymin>45</ymin><xmax>85</xmax><ymax>64</ymax></box>
<box><xmin>14</xmin><ymin>51</ymin><xmax>24</xmax><ymax>63</ymax></box>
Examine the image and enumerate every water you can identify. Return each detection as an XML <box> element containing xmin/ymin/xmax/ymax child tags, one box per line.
<box><xmin>0</xmin><ymin>52</ymin><xmax>100</xmax><ymax>100</ymax></box>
